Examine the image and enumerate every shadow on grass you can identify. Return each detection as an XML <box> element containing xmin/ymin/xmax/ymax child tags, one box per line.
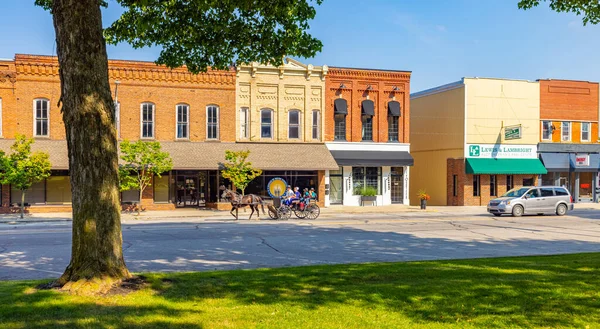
<box><xmin>2</xmin><ymin>254</ymin><xmax>599</xmax><ymax>328</ymax></box>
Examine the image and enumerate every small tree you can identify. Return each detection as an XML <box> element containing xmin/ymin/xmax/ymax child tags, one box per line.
<box><xmin>0</xmin><ymin>135</ymin><xmax>51</xmax><ymax>219</ymax></box>
<box><xmin>119</xmin><ymin>140</ymin><xmax>173</xmax><ymax>213</ymax></box>
<box><xmin>221</xmin><ymin>150</ymin><xmax>262</xmax><ymax>196</ymax></box>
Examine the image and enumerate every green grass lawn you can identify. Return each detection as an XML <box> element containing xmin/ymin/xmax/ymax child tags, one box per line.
<box><xmin>1</xmin><ymin>253</ymin><xmax>600</xmax><ymax>328</ymax></box>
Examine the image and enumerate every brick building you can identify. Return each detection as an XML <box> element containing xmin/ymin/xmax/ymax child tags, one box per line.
<box><xmin>411</xmin><ymin>78</ymin><xmax>547</xmax><ymax>206</ymax></box>
<box><xmin>537</xmin><ymin>79</ymin><xmax>600</xmax><ymax>202</ymax></box>
<box><xmin>324</xmin><ymin>67</ymin><xmax>413</xmax><ymax>206</ymax></box>
<box><xmin>0</xmin><ymin>54</ymin><xmax>238</xmax><ymax>212</ymax></box>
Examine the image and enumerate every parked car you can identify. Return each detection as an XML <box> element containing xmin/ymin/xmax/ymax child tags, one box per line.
<box><xmin>487</xmin><ymin>186</ymin><xmax>574</xmax><ymax>217</ymax></box>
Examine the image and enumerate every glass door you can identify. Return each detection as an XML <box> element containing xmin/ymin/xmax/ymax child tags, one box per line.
<box><xmin>391</xmin><ymin>167</ymin><xmax>404</xmax><ymax>203</ymax></box>
<box><xmin>176</xmin><ymin>173</ymin><xmax>200</xmax><ymax>207</ymax></box>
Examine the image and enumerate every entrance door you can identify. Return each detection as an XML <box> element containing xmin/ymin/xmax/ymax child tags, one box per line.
<box><xmin>329</xmin><ymin>176</ymin><xmax>343</xmax><ymax>204</ymax></box>
<box><xmin>176</xmin><ymin>174</ymin><xmax>201</xmax><ymax>207</ymax></box>
<box><xmin>391</xmin><ymin>167</ymin><xmax>404</xmax><ymax>203</ymax></box>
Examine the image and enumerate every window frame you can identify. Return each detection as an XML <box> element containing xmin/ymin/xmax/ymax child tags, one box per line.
<box><xmin>206</xmin><ymin>104</ymin><xmax>220</xmax><ymax>140</ymax></box>
<box><xmin>506</xmin><ymin>175</ymin><xmax>514</xmax><ymax>191</ymax></box>
<box><xmin>176</xmin><ymin>103</ymin><xmax>190</xmax><ymax>140</ymax></box>
<box><xmin>312</xmin><ymin>110</ymin><xmax>320</xmax><ymax>140</ymax></box>
<box><xmin>33</xmin><ymin>98</ymin><xmax>50</xmax><ymax>137</ymax></box>
<box><xmin>260</xmin><ymin>108</ymin><xmax>274</xmax><ymax>139</ymax></box>
<box><xmin>240</xmin><ymin>107</ymin><xmax>249</xmax><ymax>139</ymax></box>
<box><xmin>473</xmin><ymin>175</ymin><xmax>481</xmax><ymax>197</ymax></box>
<box><xmin>352</xmin><ymin>166</ymin><xmax>382</xmax><ymax>195</ymax></box>
<box><xmin>490</xmin><ymin>175</ymin><xmax>497</xmax><ymax>196</ymax></box>
<box><xmin>453</xmin><ymin>175</ymin><xmax>458</xmax><ymax>197</ymax></box>
<box><xmin>541</xmin><ymin>121</ymin><xmax>552</xmax><ymax>141</ymax></box>
<box><xmin>388</xmin><ymin>116</ymin><xmax>399</xmax><ymax>142</ymax></box>
<box><xmin>288</xmin><ymin>109</ymin><xmax>301</xmax><ymax>140</ymax></box>
<box><xmin>140</xmin><ymin>102</ymin><xmax>155</xmax><ymax>139</ymax></box>
<box><xmin>581</xmin><ymin>122</ymin><xmax>591</xmax><ymax>142</ymax></box>
<box><xmin>361</xmin><ymin>114</ymin><xmax>373</xmax><ymax>141</ymax></box>
<box><xmin>561</xmin><ymin>121</ymin><xmax>571</xmax><ymax>142</ymax></box>
<box><xmin>334</xmin><ymin>113</ymin><xmax>346</xmax><ymax>141</ymax></box>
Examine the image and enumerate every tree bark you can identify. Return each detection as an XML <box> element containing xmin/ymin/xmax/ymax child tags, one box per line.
<box><xmin>52</xmin><ymin>0</ymin><xmax>130</xmax><ymax>293</ymax></box>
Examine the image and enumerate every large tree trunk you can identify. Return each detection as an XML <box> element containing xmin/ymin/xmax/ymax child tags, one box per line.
<box><xmin>52</xmin><ymin>0</ymin><xmax>130</xmax><ymax>294</ymax></box>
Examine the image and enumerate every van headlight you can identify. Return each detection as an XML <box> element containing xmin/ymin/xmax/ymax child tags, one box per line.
<box><xmin>500</xmin><ymin>200</ymin><xmax>510</xmax><ymax>205</ymax></box>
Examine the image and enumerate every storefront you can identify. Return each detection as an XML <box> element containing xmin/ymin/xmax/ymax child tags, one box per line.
<box><xmin>538</xmin><ymin>144</ymin><xmax>600</xmax><ymax>203</ymax></box>
<box><xmin>325</xmin><ymin>142</ymin><xmax>413</xmax><ymax>206</ymax></box>
<box><xmin>448</xmin><ymin>144</ymin><xmax>547</xmax><ymax>206</ymax></box>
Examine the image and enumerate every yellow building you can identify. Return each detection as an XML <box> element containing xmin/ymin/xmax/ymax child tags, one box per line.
<box><xmin>411</xmin><ymin>78</ymin><xmax>546</xmax><ymax>206</ymax></box>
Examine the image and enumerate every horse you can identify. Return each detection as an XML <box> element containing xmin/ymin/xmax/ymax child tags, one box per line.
<box><xmin>220</xmin><ymin>186</ymin><xmax>265</xmax><ymax>220</ymax></box>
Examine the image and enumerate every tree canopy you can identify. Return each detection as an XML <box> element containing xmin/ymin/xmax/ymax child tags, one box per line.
<box><xmin>518</xmin><ymin>0</ymin><xmax>600</xmax><ymax>25</ymax></box>
<box><xmin>221</xmin><ymin>150</ymin><xmax>262</xmax><ymax>196</ymax></box>
<box><xmin>37</xmin><ymin>0</ymin><xmax>324</xmax><ymax>73</ymax></box>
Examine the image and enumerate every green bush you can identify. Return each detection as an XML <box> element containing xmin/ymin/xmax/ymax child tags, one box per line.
<box><xmin>355</xmin><ymin>186</ymin><xmax>378</xmax><ymax>196</ymax></box>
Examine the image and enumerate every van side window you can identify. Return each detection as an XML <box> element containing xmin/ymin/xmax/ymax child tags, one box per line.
<box><xmin>555</xmin><ymin>188</ymin><xmax>569</xmax><ymax>196</ymax></box>
<box><xmin>526</xmin><ymin>189</ymin><xmax>540</xmax><ymax>198</ymax></box>
<box><xmin>540</xmin><ymin>188</ymin><xmax>554</xmax><ymax>197</ymax></box>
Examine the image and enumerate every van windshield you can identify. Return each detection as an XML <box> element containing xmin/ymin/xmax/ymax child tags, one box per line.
<box><xmin>502</xmin><ymin>187</ymin><xmax>530</xmax><ymax>198</ymax></box>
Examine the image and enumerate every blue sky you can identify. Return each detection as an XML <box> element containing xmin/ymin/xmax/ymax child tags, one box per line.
<box><xmin>1</xmin><ymin>0</ymin><xmax>599</xmax><ymax>92</ymax></box>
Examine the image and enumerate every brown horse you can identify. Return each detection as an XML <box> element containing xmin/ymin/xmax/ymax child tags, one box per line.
<box><xmin>220</xmin><ymin>186</ymin><xmax>265</xmax><ymax>220</ymax></box>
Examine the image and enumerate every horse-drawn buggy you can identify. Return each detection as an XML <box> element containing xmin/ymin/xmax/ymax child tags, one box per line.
<box><xmin>220</xmin><ymin>186</ymin><xmax>320</xmax><ymax>220</ymax></box>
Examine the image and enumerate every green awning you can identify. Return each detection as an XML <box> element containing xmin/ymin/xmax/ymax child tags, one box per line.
<box><xmin>465</xmin><ymin>158</ymin><xmax>547</xmax><ymax>175</ymax></box>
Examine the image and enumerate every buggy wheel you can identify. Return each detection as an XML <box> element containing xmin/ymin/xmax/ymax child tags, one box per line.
<box><xmin>305</xmin><ymin>204</ymin><xmax>320</xmax><ymax>220</ymax></box>
<box><xmin>294</xmin><ymin>205</ymin><xmax>308</xmax><ymax>219</ymax></box>
<box><xmin>277</xmin><ymin>205</ymin><xmax>292</xmax><ymax>220</ymax></box>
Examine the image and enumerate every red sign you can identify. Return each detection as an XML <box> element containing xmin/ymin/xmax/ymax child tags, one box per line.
<box><xmin>581</xmin><ymin>183</ymin><xmax>591</xmax><ymax>189</ymax></box>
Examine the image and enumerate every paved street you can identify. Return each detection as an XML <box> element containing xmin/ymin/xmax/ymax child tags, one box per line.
<box><xmin>1</xmin><ymin>208</ymin><xmax>600</xmax><ymax>280</ymax></box>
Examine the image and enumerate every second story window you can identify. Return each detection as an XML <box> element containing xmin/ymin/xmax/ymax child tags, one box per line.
<box><xmin>240</xmin><ymin>107</ymin><xmax>249</xmax><ymax>139</ymax></box>
<box><xmin>581</xmin><ymin>122</ymin><xmax>590</xmax><ymax>142</ymax></box>
<box><xmin>312</xmin><ymin>110</ymin><xmax>320</xmax><ymax>140</ymax></box>
<box><xmin>334</xmin><ymin>114</ymin><xmax>346</xmax><ymax>141</ymax></box>
<box><xmin>288</xmin><ymin>110</ymin><xmax>300</xmax><ymax>139</ymax></box>
<box><xmin>561</xmin><ymin>121</ymin><xmax>571</xmax><ymax>142</ymax></box>
<box><xmin>206</xmin><ymin>105</ymin><xmax>219</xmax><ymax>140</ymax></box>
<box><xmin>176</xmin><ymin>104</ymin><xmax>189</xmax><ymax>139</ymax></box>
<box><xmin>34</xmin><ymin>98</ymin><xmax>49</xmax><ymax>137</ymax></box>
<box><xmin>388</xmin><ymin>117</ymin><xmax>399</xmax><ymax>142</ymax></box>
<box><xmin>261</xmin><ymin>109</ymin><xmax>273</xmax><ymax>139</ymax></box>
<box><xmin>361</xmin><ymin>100</ymin><xmax>375</xmax><ymax>141</ymax></box>
<box><xmin>542</xmin><ymin>121</ymin><xmax>552</xmax><ymax>141</ymax></box>
<box><xmin>141</xmin><ymin>103</ymin><xmax>154</xmax><ymax>138</ymax></box>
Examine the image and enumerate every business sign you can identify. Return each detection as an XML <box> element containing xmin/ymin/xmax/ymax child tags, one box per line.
<box><xmin>466</xmin><ymin>144</ymin><xmax>538</xmax><ymax>159</ymax></box>
<box><xmin>504</xmin><ymin>125</ymin><xmax>522</xmax><ymax>140</ymax></box>
<box><xmin>575</xmin><ymin>154</ymin><xmax>590</xmax><ymax>167</ymax></box>
<box><xmin>267</xmin><ymin>177</ymin><xmax>287</xmax><ymax>198</ymax></box>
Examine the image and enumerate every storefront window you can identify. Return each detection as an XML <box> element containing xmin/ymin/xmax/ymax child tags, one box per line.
<box><xmin>473</xmin><ymin>175</ymin><xmax>480</xmax><ymax>197</ymax></box>
<box><xmin>154</xmin><ymin>174</ymin><xmax>170</xmax><ymax>203</ymax></box>
<box><xmin>12</xmin><ymin>181</ymin><xmax>45</xmax><ymax>205</ymax></box>
<box><xmin>506</xmin><ymin>175</ymin><xmax>514</xmax><ymax>191</ymax></box>
<box><xmin>122</xmin><ymin>189</ymin><xmax>140</xmax><ymax>203</ymax></box>
<box><xmin>453</xmin><ymin>175</ymin><xmax>458</xmax><ymax>196</ymax></box>
<box><xmin>329</xmin><ymin>167</ymin><xmax>343</xmax><ymax>204</ymax></box>
<box><xmin>523</xmin><ymin>178</ymin><xmax>534</xmax><ymax>186</ymax></box>
<box><xmin>46</xmin><ymin>176</ymin><xmax>72</xmax><ymax>204</ymax></box>
<box><xmin>244</xmin><ymin>171</ymin><xmax>319</xmax><ymax>199</ymax></box>
<box><xmin>490</xmin><ymin>175</ymin><xmax>497</xmax><ymax>196</ymax></box>
<box><xmin>352</xmin><ymin>167</ymin><xmax>381</xmax><ymax>194</ymax></box>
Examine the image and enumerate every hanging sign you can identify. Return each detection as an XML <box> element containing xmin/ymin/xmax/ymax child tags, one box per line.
<box><xmin>504</xmin><ymin>125</ymin><xmax>522</xmax><ymax>140</ymax></box>
<box><xmin>267</xmin><ymin>177</ymin><xmax>287</xmax><ymax>198</ymax></box>
<box><xmin>575</xmin><ymin>154</ymin><xmax>590</xmax><ymax>167</ymax></box>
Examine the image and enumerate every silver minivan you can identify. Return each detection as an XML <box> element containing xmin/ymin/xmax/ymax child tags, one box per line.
<box><xmin>487</xmin><ymin>186</ymin><xmax>574</xmax><ymax>217</ymax></box>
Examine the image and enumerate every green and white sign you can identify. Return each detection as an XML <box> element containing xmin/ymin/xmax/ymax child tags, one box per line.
<box><xmin>466</xmin><ymin>144</ymin><xmax>537</xmax><ymax>159</ymax></box>
<box><xmin>504</xmin><ymin>125</ymin><xmax>522</xmax><ymax>140</ymax></box>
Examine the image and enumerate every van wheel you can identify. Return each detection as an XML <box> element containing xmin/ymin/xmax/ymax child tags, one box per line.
<box><xmin>556</xmin><ymin>204</ymin><xmax>567</xmax><ymax>216</ymax></box>
<box><xmin>512</xmin><ymin>205</ymin><xmax>524</xmax><ymax>217</ymax></box>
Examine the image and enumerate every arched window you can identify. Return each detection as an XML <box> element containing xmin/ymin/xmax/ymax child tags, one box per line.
<box><xmin>361</xmin><ymin>100</ymin><xmax>375</xmax><ymax>141</ymax></box>
<box><xmin>33</xmin><ymin>98</ymin><xmax>50</xmax><ymax>137</ymax></box>
<box><xmin>261</xmin><ymin>109</ymin><xmax>273</xmax><ymax>139</ymax></box>
<box><xmin>387</xmin><ymin>101</ymin><xmax>401</xmax><ymax>142</ymax></box>
<box><xmin>206</xmin><ymin>105</ymin><xmax>219</xmax><ymax>140</ymax></box>
<box><xmin>334</xmin><ymin>99</ymin><xmax>347</xmax><ymax>141</ymax></box>
<box><xmin>176</xmin><ymin>104</ymin><xmax>190</xmax><ymax>139</ymax></box>
<box><xmin>288</xmin><ymin>110</ymin><xmax>300</xmax><ymax>139</ymax></box>
<box><xmin>140</xmin><ymin>102</ymin><xmax>155</xmax><ymax>138</ymax></box>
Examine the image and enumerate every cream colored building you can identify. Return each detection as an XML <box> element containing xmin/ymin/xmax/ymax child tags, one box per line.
<box><xmin>234</xmin><ymin>59</ymin><xmax>338</xmax><ymax>205</ymax></box>
<box><xmin>411</xmin><ymin>78</ymin><xmax>546</xmax><ymax>206</ymax></box>
<box><xmin>236</xmin><ymin>59</ymin><xmax>328</xmax><ymax>143</ymax></box>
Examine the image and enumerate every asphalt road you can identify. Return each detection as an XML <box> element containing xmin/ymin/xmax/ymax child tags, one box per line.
<box><xmin>1</xmin><ymin>209</ymin><xmax>600</xmax><ymax>280</ymax></box>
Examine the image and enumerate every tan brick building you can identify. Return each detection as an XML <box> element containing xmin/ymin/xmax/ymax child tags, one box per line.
<box><xmin>0</xmin><ymin>54</ymin><xmax>238</xmax><ymax>212</ymax></box>
<box><xmin>324</xmin><ymin>67</ymin><xmax>413</xmax><ymax>206</ymax></box>
<box><xmin>538</xmin><ymin>79</ymin><xmax>600</xmax><ymax>202</ymax></box>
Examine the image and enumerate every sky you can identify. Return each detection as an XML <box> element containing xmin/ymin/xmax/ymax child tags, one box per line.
<box><xmin>1</xmin><ymin>0</ymin><xmax>600</xmax><ymax>92</ymax></box>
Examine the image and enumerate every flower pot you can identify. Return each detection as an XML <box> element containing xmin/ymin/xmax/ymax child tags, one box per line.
<box><xmin>420</xmin><ymin>199</ymin><xmax>427</xmax><ymax>210</ymax></box>
<box><xmin>361</xmin><ymin>195</ymin><xmax>377</xmax><ymax>206</ymax></box>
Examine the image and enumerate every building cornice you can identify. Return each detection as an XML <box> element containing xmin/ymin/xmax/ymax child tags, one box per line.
<box><xmin>328</xmin><ymin>67</ymin><xmax>411</xmax><ymax>81</ymax></box>
<box><xmin>14</xmin><ymin>54</ymin><xmax>235</xmax><ymax>86</ymax></box>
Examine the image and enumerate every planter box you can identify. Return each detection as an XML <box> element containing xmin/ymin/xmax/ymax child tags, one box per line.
<box><xmin>361</xmin><ymin>195</ymin><xmax>377</xmax><ymax>206</ymax></box>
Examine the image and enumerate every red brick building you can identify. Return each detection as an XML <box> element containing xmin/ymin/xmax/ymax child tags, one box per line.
<box><xmin>538</xmin><ymin>79</ymin><xmax>600</xmax><ymax>202</ymax></box>
<box><xmin>324</xmin><ymin>67</ymin><xmax>413</xmax><ymax>206</ymax></box>
<box><xmin>0</xmin><ymin>54</ymin><xmax>237</xmax><ymax>212</ymax></box>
